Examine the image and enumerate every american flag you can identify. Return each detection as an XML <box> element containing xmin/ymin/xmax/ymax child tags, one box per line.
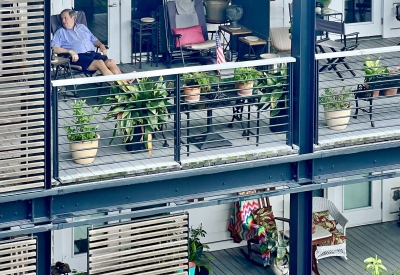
<box><xmin>215</xmin><ymin>34</ymin><xmax>225</xmax><ymax>73</ymax></box>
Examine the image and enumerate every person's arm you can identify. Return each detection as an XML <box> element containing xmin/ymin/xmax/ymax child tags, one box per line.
<box><xmin>93</xmin><ymin>40</ymin><xmax>107</xmax><ymax>55</ymax></box>
<box><xmin>52</xmin><ymin>46</ymin><xmax>79</xmax><ymax>62</ymax></box>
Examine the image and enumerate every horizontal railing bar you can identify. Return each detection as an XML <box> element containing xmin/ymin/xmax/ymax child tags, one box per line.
<box><xmin>51</xmin><ymin>57</ymin><xmax>296</xmax><ymax>87</ymax></box>
<box><xmin>315</xmin><ymin>45</ymin><xmax>400</xmax><ymax>60</ymax></box>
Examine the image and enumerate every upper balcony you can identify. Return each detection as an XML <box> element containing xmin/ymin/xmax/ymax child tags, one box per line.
<box><xmin>46</xmin><ymin>38</ymin><xmax>400</xmax><ymax>187</ymax></box>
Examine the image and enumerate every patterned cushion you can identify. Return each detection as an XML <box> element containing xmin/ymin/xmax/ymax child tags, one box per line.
<box><xmin>252</xmin><ymin>207</ymin><xmax>278</xmax><ymax>237</ymax></box>
<box><xmin>313</xmin><ymin>210</ymin><xmax>337</xmax><ymax>232</ymax></box>
<box><xmin>319</xmin><ymin>229</ymin><xmax>346</xmax><ymax>246</ymax></box>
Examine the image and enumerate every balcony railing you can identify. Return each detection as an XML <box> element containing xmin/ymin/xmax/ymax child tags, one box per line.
<box><xmin>316</xmin><ymin>46</ymin><xmax>400</xmax><ymax>150</ymax></box>
<box><xmin>51</xmin><ymin>58</ymin><xmax>295</xmax><ymax>184</ymax></box>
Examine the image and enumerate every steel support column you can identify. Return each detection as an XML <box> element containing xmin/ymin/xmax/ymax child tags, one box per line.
<box><xmin>290</xmin><ymin>191</ymin><xmax>313</xmax><ymax>275</ymax></box>
<box><xmin>36</xmin><ymin>231</ymin><xmax>52</xmax><ymax>275</ymax></box>
<box><xmin>290</xmin><ymin>0</ymin><xmax>316</xmax><ymax>273</ymax></box>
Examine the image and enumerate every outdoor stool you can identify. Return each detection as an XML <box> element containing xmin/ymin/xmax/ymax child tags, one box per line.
<box><xmin>238</xmin><ymin>37</ymin><xmax>267</xmax><ymax>61</ymax></box>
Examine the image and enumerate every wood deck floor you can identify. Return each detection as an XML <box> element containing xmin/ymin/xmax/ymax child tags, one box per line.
<box><xmin>208</xmin><ymin>221</ymin><xmax>400</xmax><ymax>275</ymax></box>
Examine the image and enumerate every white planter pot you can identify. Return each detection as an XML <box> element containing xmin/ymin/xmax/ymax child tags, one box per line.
<box><xmin>69</xmin><ymin>134</ymin><xmax>100</xmax><ymax>164</ymax></box>
<box><xmin>236</xmin><ymin>81</ymin><xmax>254</xmax><ymax>96</ymax></box>
<box><xmin>270</xmin><ymin>260</ymin><xmax>289</xmax><ymax>275</ymax></box>
<box><xmin>324</xmin><ymin>108</ymin><xmax>351</xmax><ymax>131</ymax></box>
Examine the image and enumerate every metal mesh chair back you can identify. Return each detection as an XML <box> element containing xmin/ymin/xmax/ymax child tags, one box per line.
<box><xmin>315</xmin><ymin>18</ymin><xmax>345</xmax><ymax>35</ymax></box>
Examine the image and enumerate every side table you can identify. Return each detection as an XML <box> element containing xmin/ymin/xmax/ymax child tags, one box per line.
<box><xmin>51</xmin><ymin>57</ymin><xmax>73</xmax><ymax>80</ymax></box>
<box><xmin>238</xmin><ymin>37</ymin><xmax>267</xmax><ymax>61</ymax></box>
<box><xmin>131</xmin><ymin>19</ymin><xmax>159</xmax><ymax>69</ymax></box>
<box><xmin>219</xmin><ymin>25</ymin><xmax>252</xmax><ymax>52</ymax></box>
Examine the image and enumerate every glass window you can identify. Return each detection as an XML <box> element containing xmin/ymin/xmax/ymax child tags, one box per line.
<box><xmin>344</xmin><ymin>0</ymin><xmax>372</xmax><ymax>24</ymax></box>
<box><xmin>344</xmin><ymin>181</ymin><xmax>371</xmax><ymax>210</ymax></box>
<box><xmin>73</xmin><ymin>213</ymin><xmax>106</xmax><ymax>255</ymax></box>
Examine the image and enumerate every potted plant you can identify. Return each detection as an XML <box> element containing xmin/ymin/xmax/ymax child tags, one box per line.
<box><xmin>103</xmin><ymin>77</ymin><xmax>171</xmax><ymax>156</ymax></box>
<box><xmin>64</xmin><ymin>100</ymin><xmax>99</xmax><ymax>165</ymax></box>
<box><xmin>362</xmin><ymin>56</ymin><xmax>390</xmax><ymax>97</ymax></box>
<box><xmin>181</xmin><ymin>72</ymin><xmax>217</xmax><ymax>102</ymax></box>
<box><xmin>319</xmin><ymin>87</ymin><xmax>353</xmax><ymax>131</ymax></box>
<box><xmin>266</xmin><ymin>231</ymin><xmax>290</xmax><ymax>275</ymax></box>
<box><xmin>234</xmin><ymin>67</ymin><xmax>261</xmax><ymax>96</ymax></box>
<box><xmin>258</xmin><ymin>64</ymin><xmax>289</xmax><ymax>132</ymax></box>
<box><xmin>189</xmin><ymin>224</ymin><xmax>213</xmax><ymax>275</ymax></box>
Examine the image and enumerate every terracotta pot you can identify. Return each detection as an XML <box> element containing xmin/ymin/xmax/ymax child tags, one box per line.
<box><xmin>184</xmin><ymin>86</ymin><xmax>201</xmax><ymax>102</ymax></box>
<box><xmin>323</xmin><ymin>108</ymin><xmax>351</xmax><ymax>131</ymax></box>
<box><xmin>236</xmin><ymin>81</ymin><xmax>254</xmax><ymax>96</ymax></box>
<box><xmin>69</xmin><ymin>134</ymin><xmax>100</xmax><ymax>164</ymax></box>
<box><xmin>384</xmin><ymin>88</ymin><xmax>397</xmax><ymax>96</ymax></box>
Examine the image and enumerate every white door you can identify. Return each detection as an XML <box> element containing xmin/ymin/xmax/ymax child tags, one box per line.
<box><xmin>382</xmin><ymin>0</ymin><xmax>400</xmax><ymax>38</ymax></box>
<box><xmin>327</xmin><ymin>176</ymin><xmax>382</xmax><ymax>227</ymax></box>
<box><xmin>382</xmin><ymin>176</ymin><xmax>400</xmax><ymax>222</ymax></box>
<box><xmin>73</xmin><ymin>0</ymin><xmax>121</xmax><ymax>63</ymax></box>
<box><xmin>343</xmin><ymin>0</ymin><xmax>382</xmax><ymax>37</ymax></box>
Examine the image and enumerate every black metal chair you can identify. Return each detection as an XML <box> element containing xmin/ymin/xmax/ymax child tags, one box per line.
<box><xmin>315</xmin><ymin>18</ymin><xmax>359</xmax><ymax>80</ymax></box>
<box><xmin>163</xmin><ymin>0</ymin><xmax>216</xmax><ymax>68</ymax></box>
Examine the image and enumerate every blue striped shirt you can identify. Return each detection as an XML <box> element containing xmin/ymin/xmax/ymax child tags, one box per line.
<box><xmin>51</xmin><ymin>24</ymin><xmax>98</xmax><ymax>53</ymax></box>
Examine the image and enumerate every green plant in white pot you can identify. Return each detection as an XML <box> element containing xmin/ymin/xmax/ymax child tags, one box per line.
<box><xmin>234</xmin><ymin>67</ymin><xmax>261</xmax><ymax>96</ymax></box>
<box><xmin>64</xmin><ymin>100</ymin><xmax>99</xmax><ymax>165</ymax></box>
<box><xmin>267</xmin><ymin>231</ymin><xmax>290</xmax><ymax>275</ymax></box>
<box><xmin>319</xmin><ymin>87</ymin><xmax>352</xmax><ymax>131</ymax></box>
<box><xmin>181</xmin><ymin>72</ymin><xmax>217</xmax><ymax>102</ymax></box>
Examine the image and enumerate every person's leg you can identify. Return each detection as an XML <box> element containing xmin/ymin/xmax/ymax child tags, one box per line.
<box><xmin>104</xmin><ymin>59</ymin><xmax>122</xmax><ymax>75</ymax></box>
<box><xmin>86</xmin><ymin>60</ymin><xmax>114</xmax><ymax>76</ymax></box>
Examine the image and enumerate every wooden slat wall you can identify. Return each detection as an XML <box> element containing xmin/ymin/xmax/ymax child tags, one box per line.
<box><xmin>0</xmin><ymin>238</ymin><xmax>37</xmax><ymax>275</ymax></box>
<box><xmin>0</xmin><ymin>0</ymin><xmax>45</xmax><ymax>194</ymax></box>
<box><xmin>88</xmin><ymin>214</ymin><xmax>189</xmax><ymax>275</ymax></box>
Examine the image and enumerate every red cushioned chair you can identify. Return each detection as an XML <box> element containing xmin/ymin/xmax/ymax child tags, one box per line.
<box><xmin>163</xmin><ymin>0</ymin><xmax>216</xmax><ymax>67</ymax></box>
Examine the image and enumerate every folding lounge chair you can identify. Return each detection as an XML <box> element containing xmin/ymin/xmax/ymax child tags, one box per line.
<box><xmin>315</xmin><ymin>18</ymin><xmax>359</xmax><ymax>80</ymax></box>
<box><xmin>163</xmin><ymin>0</ymin><xmax>216</xmax><ymax>68</ymax></box>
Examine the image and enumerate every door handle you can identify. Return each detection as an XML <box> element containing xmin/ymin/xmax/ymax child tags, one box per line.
<box><xmin>108</xmin><ymin>3</ymin><xmax>118</xmax><ymax>7</ymax></box>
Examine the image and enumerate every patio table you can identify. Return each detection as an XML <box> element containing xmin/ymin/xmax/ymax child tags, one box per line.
<box><xmin>219</xmin><ymin>25</ymin><xmax>252</xmax><ymax>52</ymax></box>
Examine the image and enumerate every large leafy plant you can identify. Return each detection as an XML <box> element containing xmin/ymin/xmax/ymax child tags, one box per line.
<box><xmin>258</xmin><ymin>64</ymin><xmax>288</xmax><ymax>117</ymax></box>
<box><xmin>319</xmin><ymin>87</ymin><xmax>352</xmax><ymax>110</ymax></box>
<box><xmin>64</xmin><ymin>100</ymin><xmax>99</xmax><ymax>142</ymax></box>
<box><xmin>234</xmin><ymin>67</ymin><xmax>261</xmax><ymax>84</ymax></box>
<box><xmin>266</xmin><ymin>231</ymin><xmax>289</xmax><ymax>265</ymax></box>
<box><xmin>103</xmin><ymin>77</ymin><xmax>171</xmax><ymax>156</ymax></box>
<box><xmin>189</xmin><ymin>224</ymin><xmax>213</xmax><ymax>273</ymax></box>
<box><xmin>363</xmin><ymin>56</ymin><xmax>390</xmax><ymax>83</ymax></box>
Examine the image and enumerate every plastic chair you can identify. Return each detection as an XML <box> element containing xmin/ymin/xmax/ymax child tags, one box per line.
<box><xmin>163</xmin><ymin>0</ymin><xmax>216</xmax><ymax>68</ymax></box>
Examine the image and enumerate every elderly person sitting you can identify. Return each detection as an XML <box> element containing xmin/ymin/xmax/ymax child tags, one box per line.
<box><xmin>51</xmin><ymin>9</ymin><xmax>130</xmax><ymax>78</ymax></box>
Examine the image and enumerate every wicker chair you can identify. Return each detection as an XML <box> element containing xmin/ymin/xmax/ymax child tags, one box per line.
<box><xmin>312</xmin><ymin>197</ymin><xmax>349</xmax><ymax>261</ymax></box>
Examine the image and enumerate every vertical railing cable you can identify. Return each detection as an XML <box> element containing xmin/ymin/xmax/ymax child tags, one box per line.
<box><xmin>174</xmin><ymin>74</ymin><xmax>181</xmax><ymax>162</ymax></box>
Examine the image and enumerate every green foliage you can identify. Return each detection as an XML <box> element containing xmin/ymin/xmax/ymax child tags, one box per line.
<box><xmin>363</xmin><ymin>56</ymin><xmax>390</xmax><ymax>83</ymax></box>
<box><xmin>266</xmin><ymin>231</ymin><xmax>289</xmax><ymax>264</ymax></box>
<box><xmin>364</xmin><ymin>256</ymin><xmax>400</xmax><ymax>275</ymax></box>
<box><xmin>189</xmin><ymin>224</ymin><xmax>213</xmax><ymax>273</ymax></box>
<box><xmin>319</xmin><ymin>87</ymin><xmax>353</xmax><ymax>110</ymax></box>
<box><xmin>181</xmin><ymin>72</ymin><xmax>218</xmax><ymax>93</ymax></box>
<box><xmin>102</xmin><ymin>77</ymin><xmax>171</xmax><ymax>148</ymax></box>
<box><xmin>64</xmin><ymin>100</ymin><xmax>99</xmax><ymax>142</ymax></box>
<box><xmin>234</xmin><ymin>67</ymin><xmax>261</xmax><ymax>84</ymax></box>
<box><xmin>258</xmin><ymin>64</ymin><xmax>288</xmax><ymax>117</ymax></box>
<box><xmin>71</xmin><ymin>270</ymin><xmax>87</xmax><ymax>275</ymax></box>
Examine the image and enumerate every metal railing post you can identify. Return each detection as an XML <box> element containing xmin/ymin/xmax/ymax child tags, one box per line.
<box><xmin>174</xmin><ymin>74</ymin><xmax>181</xmax><ymax>162</ymax></box>
<box><xmin>51</xmin><ymin>86</ymin><xmax>59</xmax><ymax>179</ymax></box>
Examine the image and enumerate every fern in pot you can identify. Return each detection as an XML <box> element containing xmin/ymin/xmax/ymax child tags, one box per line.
<box><xmin>103</xmin><ymin>77</ymin><xmax>171</xmax><ymax>156</ymax></box>
<box><xmin>234</xmin><ymin>67</ymin><xmax>261</xmax><ymax>96</ymax></box>
<box><xmin>64</xmin><ymin>100</ymin><xmax>99</xmax><ymax>165</ymax></box>
<box><xmin>181</xmin><ymin>72</ymin><xmax>217</xmax><ymax>102</ymax></box>
<box><xmin>319</xmin><ymin>87</ymin><xmax>352</xmax><ymax>131</ymax></box>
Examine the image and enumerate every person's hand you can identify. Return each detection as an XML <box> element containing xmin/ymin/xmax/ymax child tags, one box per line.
<box><xmin>99</xmin><ymin>45</ymin><xmax>107</xmax><ymax>56</ymax></box>
<box><xmin>69</xmin><ymin>50</ymin><xmax>79</xmax><ymax>62</ymax></box>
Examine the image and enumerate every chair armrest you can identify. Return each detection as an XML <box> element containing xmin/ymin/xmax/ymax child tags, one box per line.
<box><xmin>275</xmin><ymin>217</ymin><xmax>290</xmax><ymax>223</ymax></box>
<box><xmin>346</xmin><ymin>32</ymin><xmax>359</xmax><ymax>37</ymax></box>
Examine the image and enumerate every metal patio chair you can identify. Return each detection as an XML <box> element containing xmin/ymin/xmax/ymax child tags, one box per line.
<box><xmin>163</xmin><ymin>0</ymin><xmax>216</xmax><ymax>68</ymax></box>
<box><xmin>315</xmin><ymin>18</ymin><xmax>359</xmax><ymax>80</ymax></box>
